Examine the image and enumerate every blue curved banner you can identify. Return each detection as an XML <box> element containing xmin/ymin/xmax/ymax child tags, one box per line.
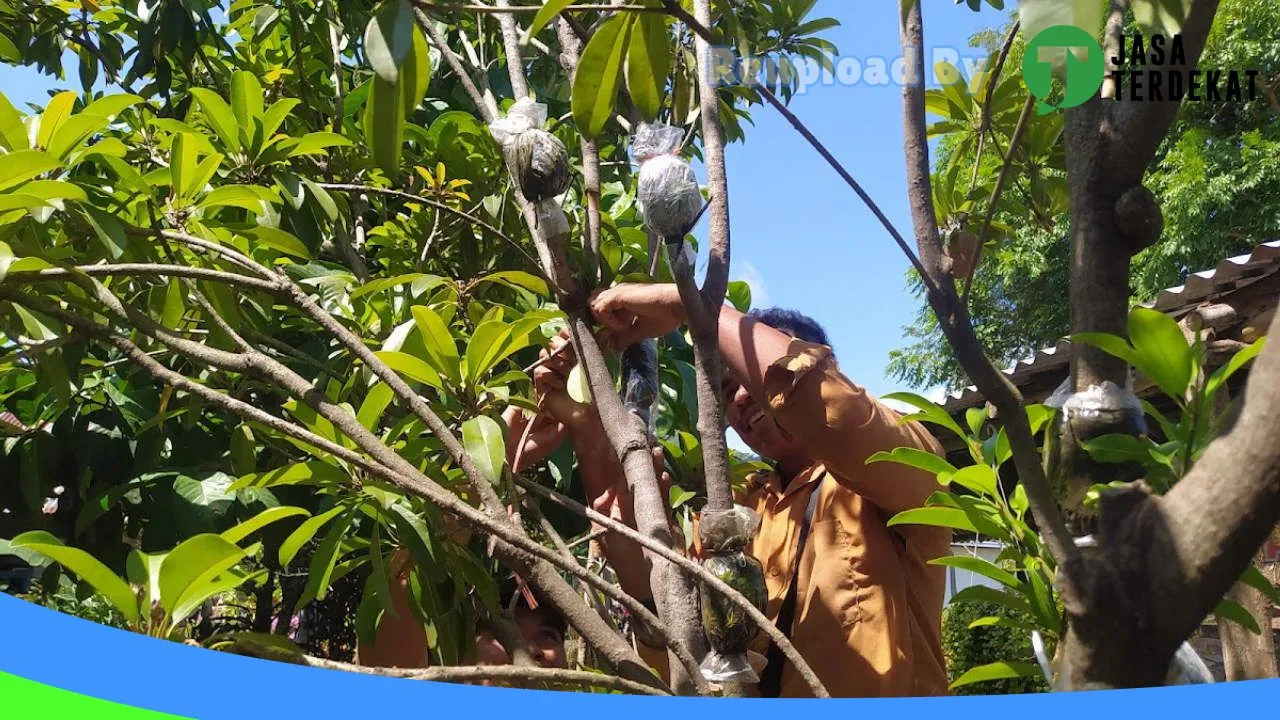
<box><xmin>1</xmin><ymin>591</ymin><xmax>1276</xmax><ymax>716</ymax></box>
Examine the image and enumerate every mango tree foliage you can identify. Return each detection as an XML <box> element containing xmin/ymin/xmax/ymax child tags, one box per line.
<box><xmin>0</xmin><ymin>0</ymin><xmax>837</xmax><ymax>675</ymax></box>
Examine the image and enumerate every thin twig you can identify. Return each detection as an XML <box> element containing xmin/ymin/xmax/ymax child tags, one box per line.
<box><xmin>969</xmin><ymin>21</ymin><xmax>1021</xmax><ymax>194</ymax></box>
<box><xmin>961</xmin><ymin>93</ymin><xmax>1036</xmax><ymax>306</ymax></box>
<box><xmin>756</xmin><ymin>85</ymin><xmax>939</xmax><ymax>300</ymax></box>
<box><xmin>416</xmin><ymin>2</ymin><xmax>667</xmax><ymax>14</ymax></box>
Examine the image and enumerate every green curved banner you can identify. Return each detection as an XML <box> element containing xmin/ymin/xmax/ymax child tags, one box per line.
<box><xmin>0</xmin><ymin>671</ymin><xmax>191</xmax><ymax>719</ymax></box>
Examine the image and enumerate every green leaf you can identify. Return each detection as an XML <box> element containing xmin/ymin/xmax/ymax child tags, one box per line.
<box><xmin>0</xmin><ymin>150</ymin><xmax>58</xmax><ymax>191</ymax></box>
<box><xmin>81</xmin><ymin>206</ymin><xmax>128</xmax><ymax>259</ymax></box>
<box><xmin>364</xmin><ymin>0</ymin><xmax>414</xmax><ymax>85</ymax></box>
<box><xmin>411</xmin><ymin>304</ymin><xmax>460</xmax><ymax>365</ymax></box>
<box><xmin>351</xmin><ymin>273</ymin><xmax>443</xmax><ymax>300</ymax></box>
<box><xmin>0</xmin><ymin>91</ymin><xmax>29</xmax><ymax>150</ymax></box>
<box><xmin>464</xmin><ymin>320</ymin><xmax>514</xmax><ymax>385</ymax></box>
<box><xmin>47</xmin><ymin>113</ymin><xmax>110</xmax><ymax>161</ymax></box>
<box><xmin>526</xmin><ymin>0</ymin><xmax>575</xmax><ymax>40</ymax></box>
<box><xmin>279</xmin><ymin>504</ymin><xmax>348</xmax><ymax>566</ymax></box>
<box><xmin>888</xmin><ymin>506</ymin><xmax>977</xmax><ymax>532</ymax></box>
<box><xmin>1206</xmin><ymin>338</ymin><xmax>1265</xmax><ymax>398</ymax></box>
<box><xmin>1079</xmin><ymin>433</ymin><xmax>1155</xmax><ymax>465</ymax></box>
<box><xmin>126</xmin><ymin>549</ymin><xmax>164</xmax><ymax>613</ymax></box>
<box><xmin>160</xmin><ymin>278</ymin><xmax>184</xmax><ymax>328</ymax></box>
<box><xmin>949</xmin><ymin>585</ymin><xmax>1034</xmax><ymax>616</ymax></box>
<box><xmin>1239</xmin><ymin>565</ymin><xmax>1280</xmax><ymax>605</ymax></box>
<box><xmin>189</xmin><ymin>88</ymin><xmax>241</xmax><ymax>154</ymax></box>
<box><xmin>462</xmin><ymin>415</ymin><xmax>506</xmax><ymax>486</ymax></box>
<box><xmin>288</xmin><ymin>132</ymin><xmax>354</xmax><ymax>157</ymax></box>
<box><xmin>36</xmin><ymin>91</ymin><xmax>77</xmax><ymax>151</ymax></box>
<box><xmin>1215</xmin><ymin>598</ymin><xmax>1261</xmax><ymax>635</ymax></box>
<box><xmin>170</xmin><ymin>132</ymin><xmax>197</xmax><ymax>201</ymax></box>
<box><xmin>726</xmin><ymin>280</ymin><xmax>752</xmax><ymax>312</ymax></box>
<box><xmin>401</xmin><ymin>24</ymin><xmax>433</xmax><ymax>117</ymax></box>
<box><xmin>883</xmin><ymin>391</ymin><xmax>968</xmax><ymax>441</ymax></box>
<box><xmin>373</xmin><ymin>350</ymin><xmax>443</xmax><ymax>389</ymax></box>
<box><xmin>364</xmin><ymin>75</ymin><xmax>405</xmax><ymax>178</ymax></box>
<box><xmin>231</xmin><ymin>71</ymin><xmax>264</xmax><ymax>128</ymax></box>
<box><xmin>476</xmin><ymin>270</ymin><xmax>549</xmax><ymax>297</ymax></box>
<box><xmin>174</xmin><ymin>473</ymin><xmax>235</xmax><ymax>514</ymax></box>
<box><xmin>928</xmin><ymin>555</ymin><xmax>1023</xmax><ymax>590</ymax></box>
<box><xmin>232</xmin><ymin>461</ymin><xmax>348</xmax><ymax>490</ymax></box>
<box><xmin>357</xmin><ymin>382</ymin><xmax>395</xmax><ymax>431</ymax></box>
<box><xmin>1128</xmin><ymin>307</ymin><xmax>1195</xmax><ymax>400</ymax></box>
<box><xmin>566</xmin><ymin>363</ymin><xmax>593</xmax><ymax>405</ymax></box>
<box><xmin>82</xmin><ymin>94</ymin><xmax>142</xmax><ymax>121</ymax></box>
<box><xmin>949</xmin><ymin>661</ymin><xmax>1041</xmax><ymax>690</ymax></box>
<box><xmin>571</xmin><ymin>14</ymin><xmax>633</xmax><ymax>139</ymax></box>
<box><xmin>300</xmin><ymin>507</ymin><xmax>357</xmax><ymax>604</ymax></box>
<box><xmin>387</xmin><ymin>504</ymin><xmax>437</xmax><ymax>568</ymax></box>
<box><xmin>368</xmin><ymin>522</ymin><xmax>396</xmax><ymax>617</ymax></box>
<box><xmin>10</xmin><ymin>531</ymin><xmax>139</xmax><ymax>625</ymax></box>
<box><xmin>867</xmin><ymin>447</ymin><xmax>956</xmax><ymax>477</ymax></box>
<box><xmin>172</xmin><ymin>568</ymin><xmax>264</xmax><ymax>627</ymax></box>
<box><xmin>626</xmin><ymin>14</ymin><xmax>670</xmax><ymax>121</ymax></box>
<box><xmin>159</xmin><ymin>533</ymin><xmax>246</xmax><ymax>620</ymax></box>
<box><xmin>261</xmin><ymin>99</ymin><xmax>300</xmax><ymax>141</ymax></box>
<box><xmin>242</xmin><ymin>226</ymin><xmax>309</xmax><ymax>258</ymax></box>
<box><xmin>199</xmin><ymin>185</ymin><xmax>269</xmax><ymax>213</ymax></box>
<box><xmin>1019</xmin><ymin>0</ymin><xmax>1105</xmax><ymax>47</ymax></box>
<box><xmin>222</xmin><ymin>506</ymin><xmax>310</xmax><ymax>545</ymax></box>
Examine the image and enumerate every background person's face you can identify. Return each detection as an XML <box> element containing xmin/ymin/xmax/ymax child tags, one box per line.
<box><xmin>473</xmin><ymin>606</ymin><xmax>566</xmax><ymax>670</ymax></box>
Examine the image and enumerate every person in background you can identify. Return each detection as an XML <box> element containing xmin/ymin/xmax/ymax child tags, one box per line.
<box><xmin>509</xmin><ymin>283</ymin><xmax>952</xmax><ymax>698</ymax></box>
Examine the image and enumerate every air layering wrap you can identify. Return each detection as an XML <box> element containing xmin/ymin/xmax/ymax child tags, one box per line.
<box><xmin>698</xmin><ymin>505</ymin><xmax>767</xmax><ymax>684</ymax></box>
<box><xmin>490</xmin><ymin>98</ymin><xmax>571</xmax><ymax>203</ymax></box>
<box><xmin>632</xmin><ymin>122</ymin><xmax>703</xmax><ymax>244</ymax></box>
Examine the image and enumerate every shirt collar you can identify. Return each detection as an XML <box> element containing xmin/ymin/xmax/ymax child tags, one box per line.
<box><xmin>750</xmin><ymin>463</ymin><xmax>826</xmax><ymax>500</ymax></box>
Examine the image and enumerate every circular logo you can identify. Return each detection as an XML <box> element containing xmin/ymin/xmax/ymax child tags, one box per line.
<box><xmin>1022</xmin><ymin>25</ymin><xmax>1106</xmax><ymax>114</ymax></box>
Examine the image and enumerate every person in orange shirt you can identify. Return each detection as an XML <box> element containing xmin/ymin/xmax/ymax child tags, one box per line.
<box><xmin>511</xmin><ymin>283</ymin><xmax>952</xmax><ymax>698</ymax></box>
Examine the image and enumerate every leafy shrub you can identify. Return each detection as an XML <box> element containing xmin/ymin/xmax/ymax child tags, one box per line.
<box><xmin>942</xmin><ymin>598</ymin><xmax>1051</xmax><ymax>695</ymax></box>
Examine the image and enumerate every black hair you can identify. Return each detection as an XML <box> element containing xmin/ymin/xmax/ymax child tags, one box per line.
<box><xmin>491</xmin><ymin>577</ymin><xmax>569</xmax><ymax>636</ymax></box>
<box><xmin>747</xmin><ymin>307</ymin><xmax>830</xmax><ymax>347</ymax></box>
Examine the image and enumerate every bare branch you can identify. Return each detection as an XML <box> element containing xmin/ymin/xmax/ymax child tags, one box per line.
<box><xmin>961</xmin><ymin>94</ymin><xmax>1036</xmax><ymax>305</ymax></box>
<box><xmin>11</xmin><ymin>264</ymin><xmax>283</xmax><ymax>293</ymax></box>
<box><xmin>969</xmin><ymin>21</ymin><xmax>1021</xmax><ymax>191</ymax></box>
<box><xmin>492</xmin><ymin>0</ymin><xmax>530</xmax><ymax>99</ymax></box>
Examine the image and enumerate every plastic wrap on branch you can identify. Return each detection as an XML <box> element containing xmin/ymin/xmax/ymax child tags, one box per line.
<box><xmin>698</xmin><ymin>506</ymin><xmax>767</xmax><ymax>684</ymax></box>
<box><xmin>490</xmin><ymin>98</ymin><xmax>570</xmax><ymax>203</ymax></box>
<box><xmin>621</xmin><ymin>339</ymin><xmax>659</xmax><ymax>437</ymax></box>
<box><xmin>633</xmin><ymin>123</ymin><xmax>702</xmax><ymax>246</ymax></box>
<box><xmin>1042</xmin><ymin>380</ymin><xmax>1148</xmax><ymax>515</ymax></box>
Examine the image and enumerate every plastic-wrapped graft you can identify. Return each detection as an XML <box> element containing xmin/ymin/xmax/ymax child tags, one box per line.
<box><xmin>632</xmin><ymin>122</ymin><xmax>703</xmax><ymax>243</ymax></box>
<box><xmin>490</xmin><ymin>98</ymin><xmax>570</xmax><ymax>203</ymax></box>
<box><xmin>1042</xmin><ymin>380</ymin><xmax>1148</xmax><ymax>516</ymax></box>
<box><xmin>621</xmin><ymin>339</ymin><xmax>659</xmax><ymax>435</ymax></box>
<box><xmin>698</xmin><ymin>506</ymin><xmax>766</xmax><ymax>684</ymax></box>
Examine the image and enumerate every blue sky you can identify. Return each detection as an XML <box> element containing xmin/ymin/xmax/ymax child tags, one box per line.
<box><xmin>0</xmin><ymin>1</ymin><xmax>1009</xmax><ymax>414</ymax></box>
<box><xmin>709</xmin><ymin>0</ymin><xmax>1004</xmax><ymax>403</ymax></box>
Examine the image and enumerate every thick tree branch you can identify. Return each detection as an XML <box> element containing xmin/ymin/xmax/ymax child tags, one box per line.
<box><xmin>898</xmin><ymin>1</ymin><xmax>1082</xmax><ymax>603</ymax></box>
<box><xmin>516</xmin><ymin>475</ymin><xmax>831</xmax><ymax>697</ymax></box>
<box><xmin>555</xmin><ymin>18</ymin><xmax>603</xmax><ymax>281</ymax></box>
<box><xmin>492</xmin><ymin>0</ymin><xmax>530</xmax><ymax>100</ymax></box>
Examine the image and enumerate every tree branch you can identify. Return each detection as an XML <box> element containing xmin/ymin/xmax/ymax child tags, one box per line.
<box><xmin>516</xmin><ymin>475</ymin><xmax>831</xmax><ymax>697</ymax></box>
<box><xmin>897</xmin><ymin>0</ymin><xmax>1082</xmax><ymax>604</ymax></box>
<box><xmin>11</xmin><ymin>264</ymin><xmax>283</xmax><ymax>294</ymax></box>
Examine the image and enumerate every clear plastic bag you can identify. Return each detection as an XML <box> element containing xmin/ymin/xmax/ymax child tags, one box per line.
<box><xmin>1061</xmin><ymin>380</ymin><xmax>1147</xmax><ymax>436</ymax></box>
<box><xmin>533</xmin><ymin>200</ymin><xmax>570</xmax><ymax>241</ymax></box>
<box><xmin>621</xmin><ymin>339</ymin><xmax>659</xmax><ymax>436</ymax></box>
<box><xmin>700</xmin><ymin>648</ymin><xmax>761</xmax><ymax>684</ymax></box>
<box><xmin>632</xmin><ymin>122</ymin><xmax>703</xmax><ymax>240</ymax></box>
<box><xmin>699</xmin><ymin>506</ymin><xmax>761</xmax><ymax>553</ymax></box>
<box><xmin>490</xmin><ymin>98</ymin><xmax>569</xmax><ymax>202</ymax></box>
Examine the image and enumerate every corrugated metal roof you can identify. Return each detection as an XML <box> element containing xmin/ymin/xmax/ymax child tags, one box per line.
<box><xmin>942</xmin><ymin>241</ymin><xmax>1280</xmax><ymax>413</ymax></box>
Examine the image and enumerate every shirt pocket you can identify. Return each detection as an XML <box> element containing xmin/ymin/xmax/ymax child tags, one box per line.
<box><xmin>800</xmin><ymin>518</ymin><xmax>863</xmax><ymax>631</ymax></box>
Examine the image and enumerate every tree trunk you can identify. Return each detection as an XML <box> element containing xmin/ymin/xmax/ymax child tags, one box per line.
<box><xmin>1218</xmin><ymin>552</ymin><xmax>1278</xmax><ymax>680</ymax></box>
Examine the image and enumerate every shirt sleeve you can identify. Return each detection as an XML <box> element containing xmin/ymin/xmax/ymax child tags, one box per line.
<box><xmin>762</xmin><ymin>338</ymin><xmax>945</xmax><ymax>516</ymax></box>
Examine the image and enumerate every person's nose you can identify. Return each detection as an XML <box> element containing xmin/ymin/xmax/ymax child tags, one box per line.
<box><xmin>730</xmin><ymin>384</ymin><xmax>753</xmax><ymax>419</ymax></box>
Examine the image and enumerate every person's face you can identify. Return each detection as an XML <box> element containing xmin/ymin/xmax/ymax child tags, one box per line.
<box><xmin>721</xmin><ymin>370</ymin><xmax>804</xmax><ymax>465</ymax></box>
<box><xmin>474</xmin><ymin>606</ymin><xmax>566</xmax><ymax>669</ymax></box>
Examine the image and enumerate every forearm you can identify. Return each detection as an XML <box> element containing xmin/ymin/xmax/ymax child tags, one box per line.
<box><xmin>570</xmin><ymin>424</ymin><xmax>655</xmax><ymax>602</ymax></box>
<box><xmin>715</xmin><ymin>306</ymin><xmax>793</xmax><ymax>401</ymax></box>
<box><xmin>355</xmin><ymin>555</ymin><xmax>429</xmax><ymax>668</ymax></box>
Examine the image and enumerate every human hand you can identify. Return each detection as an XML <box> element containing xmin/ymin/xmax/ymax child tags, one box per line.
<box><xmin>589</xmin><ymin>283</ymin><xmax>685</xmax><ymax>350</ymax></box>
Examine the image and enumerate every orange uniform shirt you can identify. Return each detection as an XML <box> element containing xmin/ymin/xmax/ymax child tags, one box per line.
<box><xmin>644</xmin><ymin>339</ymin><xmax>951</xmax><ymax>697</ymax></box>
